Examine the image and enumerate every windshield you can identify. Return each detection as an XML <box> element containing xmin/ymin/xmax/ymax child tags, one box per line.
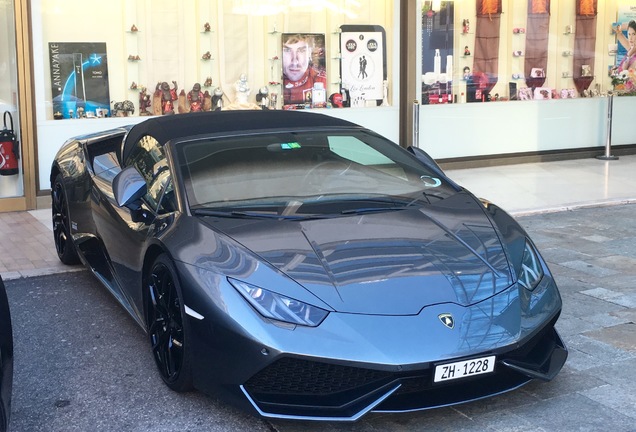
<box><xmin>177</xmin><ymin>129</ymin><xmax>458</xmax><ymax>218</ymax></box>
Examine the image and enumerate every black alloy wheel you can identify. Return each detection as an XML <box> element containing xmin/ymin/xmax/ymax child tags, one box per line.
<box><xmin>146</xmin><ymin>254</ymin><xmax>193</xmax><ymax>392</ymax></box>
<box><xmin>51</xmin><ymin>174</ymin><xmax>80</xmax><ymax>265</ymax></box>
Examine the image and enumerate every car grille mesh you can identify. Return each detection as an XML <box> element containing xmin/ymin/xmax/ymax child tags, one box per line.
<box><xmin>244</xmin><ymin>315</ymin><xmax>562</xmax><ymax>418</ymax></box>
<box><xmin>245</xmin><ymin>357</ymin><xmax>392</xmax><ymax>395</ymax></box>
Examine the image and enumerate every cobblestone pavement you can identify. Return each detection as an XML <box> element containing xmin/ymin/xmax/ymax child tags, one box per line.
<box><xmin>4</xmin><ymin>204</ymin><xmax>636</xmax><ymax>432</ymax></box>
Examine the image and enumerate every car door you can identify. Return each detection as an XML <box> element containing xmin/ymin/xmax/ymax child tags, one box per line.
<box><xmin>92</xmin><ymin>134</ymin><xmax>176</xmax><ymax>323</ymax></box>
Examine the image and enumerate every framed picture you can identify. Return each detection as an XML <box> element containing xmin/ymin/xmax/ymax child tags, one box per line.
<box><xmin>340</xmin><ymin>25</ymin><xmax>387</xmax><ymax>106</ymax></box>
<box><xmin>530</xmin><ymin>67</ymin><xmax>545</xmax><ymax>78</ymax></box>
<box><xmin>534</xmin><ymin>87</ymin><xmax>552</xmax><ymax>99</ymax></box>
<box><xmin>48</xmin><ymin>42</ymin><xmax>110</xmax><ymax>119</ymax></box>
<box><xmin>281</xmin><ymin>33</ymin><xmax>326</xmax><ymax>106</ymax></box>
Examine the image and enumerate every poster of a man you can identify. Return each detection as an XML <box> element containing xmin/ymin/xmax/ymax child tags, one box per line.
<box><xmin>282</xmin><ymin>33</ymin><xmax>327</xmax><ymax>106</ymax></box>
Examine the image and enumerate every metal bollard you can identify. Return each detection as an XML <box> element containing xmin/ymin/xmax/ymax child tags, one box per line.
<box><xmin>412</xmin><ymin>100</ymin><xmax>420</xmax><ymax>148</ymax></box>
<box><xmin>597</xmin><ymin>93</ymin><xmax>619</xmax><ymax>161</ymax></box>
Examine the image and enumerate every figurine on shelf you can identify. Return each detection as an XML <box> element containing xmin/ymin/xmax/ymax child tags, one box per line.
<box><xmin>130</xmin><ymin>24</ymin><xmax>138</xmax><ymax>32</ymax></box>
<box><xmin>153</xmin><ymin>81</ymin><xmax>178</xmax><ymax>115</ymax></box>
<box><xmin>202</xmin><ymin>51</ymin><xmax>212</xmax><ymax>60</ymax></box>
<box><xmin>381</xmin><ymin>80</ymin><xmax>389</xmax><ymax>106</ymax></box>
<box><xmin>204</xmin><ymin>22</ymin><xmax>211</xmax><ymax>32</ymax></box>
<box><xmin>187</xmin><ymin>83</ymin><xmax>205</xmax><ymax>112</ymax></box>
<box><xmin>269</xmin><ymin>92</ymin><xmax>278</xmax><ymax>110</ymax></box>
<box><xmin>203</xmin><ymin>90</ymin><xmax>212</xmax><ymax>111</ymax></box>
<box><xmin>178</xmin><ymin>89</ymin><xmax>187</xmax><ymax>114</ymax></box>
<box><xmin>462</xmin><ymin>19</ymin><xmax>469</xmax><ymax>34</ymax></box>
<box><xmin>234</xmin><ymin>74</ymin><xmax>250</xmax><ymax>104</ymax></box>
<box><xmin>256</xmin><ymin>86</ymin><xmax>270</xmax><ymax>110</ymax></box>
<box><xmin>204</xmin><ymin>76</ymin><xmax>213</xmax><ymax>87</ymax></box>
<box><xmin>464</xmin><ymin>46</ymin><xmax>471</xmax><ymax>56</ymax></box>
<box><xmin>225</xmin><ymin>74</ymin><xmax>261</xmax><ymax>110</ymax></box>
<box><xmin>112</xmin><ymin>100</ymin><xmax>135</xmax><ymax>117</ymax></box>
<box><xmin>130</xmin><ymin>81</ymin><xmax>138</xmax><ymax>90</ymax></box>
<box><xmin>463</xmin><ymin>66</ymin><xmax>471</xmax><ymax>80</ymax></box>
<box><xmin>212</xmin><ymin>87</ymin><xmax>224</xmax><ymax>111</ymax></box>
<box><xmin>139</xmin><ymin>86</ymin><xmax>152</xmax><ymax>116</ymax></box>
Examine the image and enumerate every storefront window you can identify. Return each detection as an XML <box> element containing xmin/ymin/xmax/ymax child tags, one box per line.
<box><xmin>36</xmin><ymin>0</ymin><xmax>395</xmax><ymax>119</ymax></box>
<box><xmin>0</xmin><ymin>0</ymin><xmax>24</xmax><ymax>198</ymax></box>
<box><xmin>31</xmin><ymin>0</ymin><xmax>398</xmax><ymax>190</ymax></box>
<box><xmin>420</xmin><ymin>0</ymin><xmax>636</xmax><ymax>105</ymax></box>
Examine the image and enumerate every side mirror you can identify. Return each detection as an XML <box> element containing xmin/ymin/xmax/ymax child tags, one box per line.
<box><xmin>113</xmin><ymin>166</ymin><xmax>147</xmax><ymax>208</ymax></box>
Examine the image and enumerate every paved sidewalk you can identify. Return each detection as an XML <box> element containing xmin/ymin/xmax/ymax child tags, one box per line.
<box><xmin>0</xmin><ymin>209</ymin><xmax>81</xmax><ymax>280</ymax></box>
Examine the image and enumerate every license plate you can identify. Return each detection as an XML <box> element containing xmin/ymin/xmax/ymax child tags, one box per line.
<box><xmin>434</xmin><ymin>355</ymin><xmax>496</xmax><ymax>383</ymax></box>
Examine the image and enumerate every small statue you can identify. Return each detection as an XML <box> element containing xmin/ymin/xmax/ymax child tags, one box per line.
<box><xmin>130</xmin><ymin>24</ymin><xmax>138</xmax><ymax>32</ymax></box>
<box><xmin>462</xmin><ymin>19</ymin><xmax>469</xmax><ymax>34</ymax></box>
<box><xmin>234</xmin><ymin>74</ymin><xmax>250</xmax><ymax>104</ymax></box>
<box><xmin>463</xmin><ymin>66</ymin><xmax>471</xmax><ymax>80</ymax></box>
<box><xmin>202</xmin><ymin>51</ymin><xmax>212</xmax><ymax>60</ymax></box>
<box><xmin>381</xmin><ymin>80</ymin><xmax>389</xmax><ymax>106</ymax></box>
<box><xmin>153</xmin><ymin>81</ymin><xmax>178</xmax><ymax>115</ymax></box>
<box><xmin>256</xmin><ymin>86</ymin><xmax>270</xmax><ymax>110</ymax></box>
<box><xmin>464</xmin><ymin>46</ymin><xmax>471</xmax><ymax>56</ymax></box>
<box><xmin>204</xmin><ymin>22</ymin><xmax>211</xmax><ymax>32</ymax></box>
<box><xmin>178</xmin><ymin>89</ymin><xmax>187</xmax><ymax>114</ymax></box>
<box><xmin>139</xmin><ymin>86</ymin><xmax>152</xmax><ymax>116</ymax></box>
<box><xmin>212</xmin><ymin>87</ymin><xmax>224</xmax><ymax>111</ymax></box>
<box><xmin>203</xmin><ymin>90</ymin><xmax>212</xmax><ymax>111</ymax></box>
<box><xmin>187</xmin><ymin>83</ymin><xmax>205</xmax><ymax>112</ymax></box>
<box><xmin>204</xmin><ymin>76</ymin><xmax>213</xmax><ymax>87</ymax></box>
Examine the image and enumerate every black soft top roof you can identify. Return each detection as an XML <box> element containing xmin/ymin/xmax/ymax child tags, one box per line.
<box><xmin>121</xmin><ymin>110</ymin><xmax>360</xmax><ymax>164</ymax></box>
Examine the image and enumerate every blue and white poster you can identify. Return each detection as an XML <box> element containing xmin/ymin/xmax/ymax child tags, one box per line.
<box><xmin>49</xmin><ymin>42</ymin><xmax>110</xmax><ymax>119</ymax></box>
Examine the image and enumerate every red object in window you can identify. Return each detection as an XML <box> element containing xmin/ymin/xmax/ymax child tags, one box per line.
<box><xmin>529</xmin><ymin>0</ymin><xmax>549</xmax><ymax>14</ymax></box>
<box><xmin>478</xmin><ymin>0</ymin><xmax>501</xmax><ymax>16</ymax></box>
<box><xmin>577</xmin><ymin>0</ymin><xmax>596</xmax><ymax>16</ymax></box>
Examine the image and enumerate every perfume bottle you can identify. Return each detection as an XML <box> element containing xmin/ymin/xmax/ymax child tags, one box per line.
<box><xmin>434</xmin><ymin>49</ymin><xmax>441</xmax><ymax>78</ymax></box>
<box><xmin>312</xmin><ymin>82</ymin><xmax>326</xmax><ymax>108</ymax></box>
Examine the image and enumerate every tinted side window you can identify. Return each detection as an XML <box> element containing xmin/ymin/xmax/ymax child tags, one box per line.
<box><xmin>124</xmin><ymin>135</ymin><xmax>174</xmax><ymax>213</ymax></box>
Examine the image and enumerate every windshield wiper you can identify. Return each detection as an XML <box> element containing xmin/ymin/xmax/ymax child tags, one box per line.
<box><xmin>192</xmin><ymin>208</ymin><xmax>326</xmax><ymax>220</ymax></box>
<box><xmin>341</xmin><ymin>206</ymin><xmax>408</xmax><ymax>215</ymax></box>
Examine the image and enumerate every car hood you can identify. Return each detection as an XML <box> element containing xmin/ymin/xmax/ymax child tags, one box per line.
<box><xmin>200</xmin><ymin>193</ymin><xmax>514</xmax><ymax>315</ymax></box>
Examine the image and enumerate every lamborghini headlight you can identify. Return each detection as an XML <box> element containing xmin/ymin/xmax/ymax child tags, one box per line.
<box><xmin>518</xmin><ymin>241</ymin><xmax>544</xmax><ymax>291</ymax></box>
<box><xmin>229</xmin><ymin>278</ymin><xmax>328</xmax><ymax>327</ymax></box>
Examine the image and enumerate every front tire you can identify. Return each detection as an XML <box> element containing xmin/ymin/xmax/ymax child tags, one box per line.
<box><xmin>146</xmin><ymin>254</ymin><xmax>193</xmax><ymax>392</ymax></box>
<box><xmin>51</xmin><ymin>174</ymin><xmax>80</xmax><ymax>265</ymax></box>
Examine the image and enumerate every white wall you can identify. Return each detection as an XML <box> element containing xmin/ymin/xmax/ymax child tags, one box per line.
<box><xmin>418</xmin><ymin>96</ymin><xmax>635</xmax><ymax>160</ymax></box>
